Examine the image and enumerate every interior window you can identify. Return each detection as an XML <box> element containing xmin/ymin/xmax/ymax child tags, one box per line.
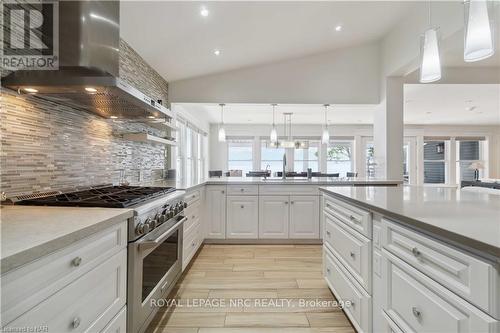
<box><xmin>293</xmin><ymin>141</ymin><xmax>319</xmax><ymax>172</ymax></box>
<box><xmin>457</xmin><ymin>140</ymin><xmax>483</xmax><ymax>182</ymax></box>
<box><xmin>327</xmin><ymin>141</ymin><xmax>353</xmax><ymax>176</ymax></box>
<box><xmin>365</xmin><ymin>141</ymin><xmax>375</xmax><ymax>178</ymax></box>
<box><xmin>227</xmin><ymin>139</ymin><xmax>253</xmax><ymax>175</ymax></box>
<box><xmin>261</xmin><ymin>141</ymin><xmax>285</xmax><ymax>175</ymax></box>
<box><xmin>423</xmin><ymin>140</ymin><xmax>446</xmax><ymax>184</ymax></box>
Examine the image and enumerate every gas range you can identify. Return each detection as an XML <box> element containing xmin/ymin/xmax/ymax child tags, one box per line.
<box><xmin>9</xmin><ymin>184</ymin><xmax>187</xmax><ymax>242</ymax></box>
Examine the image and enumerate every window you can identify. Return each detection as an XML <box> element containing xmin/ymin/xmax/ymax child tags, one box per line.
<box><xmin>186</xmin><ymin>127</ymin><xmax>194</xmax><ymax>185</ymax></box>
<box><xmin>365</xmin><ymin>141</ymin><xmax>375</xmax><ymax>178</ymax></box>
<box><xmin>293</xmin><ymin>141</ymin><xmax>319</xmax><ymax>172</ymax></box>
<box><xmin>227</xmin><ymin>139</ymin><xmax>253</xmax><ymax>175</ymax></box>
<box><xmin>261</xmin><ymin>141</ymin><xmax>285</xmax><ymax>175</ymax></box>
<box><xmin>175</xmin><ymin>118</ymin><xmax>206</xmax><ymax>186</ymax></box>
<box><xmin>327</xmin><ymin>141</ymin><xmax>353</xmax><ymax>176</ymax></box>
<box><xmin>424</xmin><ymin>140</ymin><xmax>446</xmax><ymax>184</ymax></box>
<box><xmin>457</xmin><ymin>140</ymin><xmax>484</xmax><ymax>182</ymax></box>
<box><xmin>403</xmin><ymin>143</ymin><xmax>409</xmax><ymax>183</ymax></box>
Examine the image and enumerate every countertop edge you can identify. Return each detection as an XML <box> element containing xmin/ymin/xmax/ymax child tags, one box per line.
<box><xmin>1</xmin><ymin>209</ymin><xmax>134</xmax><ymax>273</ymax></box>
<box><xmin>319</xmin><ymin>187</ymin><xmax>500</xmax><ymax>261</ymax></box>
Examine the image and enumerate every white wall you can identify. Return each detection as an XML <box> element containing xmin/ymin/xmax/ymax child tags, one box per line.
<box><xmin>170</xmin><ymin>42</ymin><xmax>380</xmax><ymax>105</ymax></box>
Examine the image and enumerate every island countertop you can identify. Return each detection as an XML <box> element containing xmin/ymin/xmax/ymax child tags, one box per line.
<box><xmin>319</xmin><ymin>186</ymin><xmax>500</xmax><ymax>259</ymax></box>
<box><xmin>0</xmin><ymin>205</ymin><xmax>133</xmax><ymax>273</ymax></box>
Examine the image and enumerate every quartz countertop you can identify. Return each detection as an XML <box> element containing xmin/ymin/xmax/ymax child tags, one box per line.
<box><xmin>0</xmin><ymin>206</ymin><xmax>133</xmax><ymax>272</ymax></box>
<box><xmin>319</xmin><ymin>186</ymin><xmax>500</xmax><ymax>259</ymax></box>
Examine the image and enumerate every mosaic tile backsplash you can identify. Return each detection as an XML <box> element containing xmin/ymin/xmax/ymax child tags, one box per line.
<box><xmin>0</xmin><ymin>40</ymin><xmax>170</xmax><ymax>197</ymax></box>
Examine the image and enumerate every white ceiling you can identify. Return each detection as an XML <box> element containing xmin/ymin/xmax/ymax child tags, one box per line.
<box><xmin>120</xmin><ymin>1</ymin><xmax>416</xmax><ymax>81</ymax></box>
<box><xmin>175</xmin><ymin>84</ymin><xmax>500</xmax><ymax>126</ymax></box>
<box><xmin>404</xmin><ymin>84</ymin><xmax>500</xmax><ymax>125</ymax></box>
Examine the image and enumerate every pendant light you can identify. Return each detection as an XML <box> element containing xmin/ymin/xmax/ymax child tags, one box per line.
<box><xmin>419</xmin><ymin>1</ymin><xmax>441</xmax><ymax>83</ymax></box>
<box><xmin>218</xmin><ymin>103</ymin><xmax>226</xmax><ymax>142</ymax></box>
<box><xmin>321</xmin><ymin>104</ymin><xmax>330</xmax><ymax>144</ymax></box>
<box><xmin>464</xmin><ymin>0</ymin><xmax>494</xmax><ymax>62</ymax></box>
<box><xmin>270</xmin><ymin>104</ymin><xmax>278</xmax><ymax>143</ymax></box>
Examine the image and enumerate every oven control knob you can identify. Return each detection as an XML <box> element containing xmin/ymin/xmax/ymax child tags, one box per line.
<box><xmin>154</xmin><ymin>213</ymin><xmax>162</xmax><ymax>226</ymax></box>
<box><xmin>135</xmin><ymin>223</ymin><xmax>146</xmax><ymax>235</ymax></box>
<box><xmin>183</xmin><ymin>202</ymin><xmax>188</xmax><ymax>208</ymax></box>
<box><xmin>143</xmin><ymin>218</ymin><xmax>153</xmax><ymax>232</ymax></box>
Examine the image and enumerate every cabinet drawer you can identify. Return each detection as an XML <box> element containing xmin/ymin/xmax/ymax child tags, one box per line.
<box><xmin>227</xmin><ymin>184</ymin><xmax>258</xmax><ymax>195</ymax></box>
<box><xmin>259</xmin><ymin>185</ymin><xmax>319</xmax><ymax>196</ymax></box>
<box><xmin>324</xmin><ymin>248</ymin><xmax>372</xmax><ymax>333</ymax></box>
<box><xmin>1</xmin><ymin>222</ymin><xmax>127</xmax><ymax>324</ymax></box>
<box><xmin>324</xmin><ymin>213</ymin><xmax>372</xmax><ymax>292</ymax></box>
<box><xmin>100</xmin><ymin>306</ymin><xmax>126</xmax><ymax>333</ymax></box>
<box><xmin>382</xmin><ymin>250</ymin><xmax>498</xmax><ymax>333</ymax></box>
<box><xmin>382</xmin><ymin>219</ymin><xmax>500</xmax><ymax>319</ymax></box>
<box><xmin>184</xmin><ymin>199</ymin><xmax>201</xmax><ymax>220</ymax></box>
<box><xmin>323</xmin><ymin>196</ymin><xmax>371</xmax><ymax>238</ymax></box>
<box><xmin>6</xmin><ymin>250</ymin><xmax>127</xmax><ymax>332</ymax></box>
<box><xmin>185</xmin><ymin>189</ymin><xmax>201</xmax><ymax>206</ymax></box>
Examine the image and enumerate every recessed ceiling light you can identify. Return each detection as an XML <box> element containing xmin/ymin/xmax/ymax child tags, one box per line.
<box><xmin>85</xmin><ymin>87</ymin><xmax>97</xmax><ymax>93</ymax></box>
<box><xmin>335</xmin><ymin>25</ymin><xmax>343</xmax><ymax>32</ymax></box>
<box><xmin>110</xmin><ymin>116</ymin><xmax>118</xmax><ymax>119</ymax></box>
<box><xmin>465</xmin><ymin>106</ymin><xmax>477</xmax><ymax>112</ymax></box>
<box><xmin>214</xmin><ymin>49</ymin><xmax>221</xmax><ymax>56</ymax></box>
<box><xmin>200</xmin><ymin>7</ymin><xmax>209</xmax><ymax>17</ymax></box>
<box><xmin>426</xmin><ymin>111</ymin><xmax>432</xmax><ymax>114</ymax></box>
<box><xmin>23</xmin><ymin>87</ymin><xmax>38</xmax><ymax>93</ymax></box>
<box><xmin>148</xmin><ymin>115</ymin><xmax>156</xmax><ymax>119</ymax></box>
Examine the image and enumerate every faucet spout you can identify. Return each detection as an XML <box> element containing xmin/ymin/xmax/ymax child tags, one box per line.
<box><xmin>282</xmin><ymin>153</ymin><xmax>287</xmax><ymax>179</ymax></box>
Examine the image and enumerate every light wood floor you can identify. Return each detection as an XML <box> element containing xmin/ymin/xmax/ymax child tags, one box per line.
<box><xmin>146</xmin><ymin>244</ymin><xmax>354</xmax><ymax>333</ymax></box>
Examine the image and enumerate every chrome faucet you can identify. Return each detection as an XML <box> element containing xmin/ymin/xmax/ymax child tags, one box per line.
<box><xmin>282</xmin><ymin>153</ymin><xmax>287</xmax><ymax>179</ymax></box>
<box><xmin>264</xmin><ymin>164</ymin><xmax>271</xmax><ymax>179</ymax></box>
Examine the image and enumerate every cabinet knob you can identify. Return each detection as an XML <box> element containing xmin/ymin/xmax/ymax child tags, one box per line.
<box><xmin>326</xmin><ymin>268</ymin><xmax>331</xmax><ymax>274</ymax></box>
<box><xmin>240</xmin><ymin>188</ymin><xmax>244</xmax><ymax>192</ymax></box>
<box><xmin>71</xmin><ymin>317</ymin><xmax>81</xmax><ymax>329</ymax></box>
<box><xmin>350</xmin><ymin>252</ymin><xmax>356</xmax><ymax>259</ymax></box>
<box><xmin>349</xmin><ymin>215</ymin><xmax>356</xmax><ymax>221</ymax></box>
<box><xmin>412</xmin><ymin>307</ymin><xmax>422</xmax><ymax>318</ymax></box>
<box><xmin>412</xmin><ymin>247</ymin><xmax>421</xmax><ymax>257</ymax></box>
<box><xmin>240</xmin><ymin>205</ymin><xmax>244</xmax><ymax>209</ymax></box>
<box><xmin>326</xmin><ymin>231</ymin><xmax>331</xmax><ymax>236</ymax></box>
<box><xmin>290</xmin><ymin>201</ymin><xmax>294</xmax><ymax>204</ymax></box>
<box><xmin>221</xmin><ymin>190</ymin><xmax>225</xmax><ymax>194</ymax></box>
<box><xmin>285</xmin><ymin>201</ymin><xmax>288</xmax><ymax>205</ymax></box>
<box><xmin>71</xmin><ymin>257</ymin><xmax>82</xmax><ymax>267</ymax></box>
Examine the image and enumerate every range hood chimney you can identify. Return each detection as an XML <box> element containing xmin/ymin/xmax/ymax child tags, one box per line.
<box><xmin>2</xmin><ymin>1</ymin><xmax>172</xmax><ymax>120</ymax></box>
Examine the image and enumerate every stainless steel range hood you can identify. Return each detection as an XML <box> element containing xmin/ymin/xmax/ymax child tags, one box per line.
<box><xmin>2</xmin><ymin>1</ymin><xmax>172</xmax><ymax>120</ymax></box>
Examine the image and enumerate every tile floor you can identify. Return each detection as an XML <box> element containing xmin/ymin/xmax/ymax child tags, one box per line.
<box><xmin>147</xmin><ymin>244</ymin><xmax>354</xmax><ymax>333</ymax></box>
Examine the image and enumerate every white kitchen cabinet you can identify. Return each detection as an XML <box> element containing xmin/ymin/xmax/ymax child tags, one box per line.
<box><xmin>205</xmin><ymin>185</ymin><xmax>226</xmax><ymax>239</ymax></box>
<box><xmin>259</xmin><ymin>196</ymin><xmax>289</xmax><ymax>239</ymax></box>
<box><xmin>226</xmin><ymin>196</ymin><xmax>259</xmax><ymax>238</ymax></box>
<box><xmin>289</xmin><ymin>195</ymin><xmax>319</xmax><ymax>238</ymax></box>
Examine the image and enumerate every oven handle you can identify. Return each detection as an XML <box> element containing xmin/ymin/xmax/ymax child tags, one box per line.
<box><xmin>138</xmin><ymin>216</ymin><xmax>187</xmax><ymax>251</ymax></box>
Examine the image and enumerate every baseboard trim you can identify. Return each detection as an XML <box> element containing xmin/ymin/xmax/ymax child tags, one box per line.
<box><xmin>203</xmin><ymin>239</ymin><xmax>323</xmax><ymax>245</ymax></box>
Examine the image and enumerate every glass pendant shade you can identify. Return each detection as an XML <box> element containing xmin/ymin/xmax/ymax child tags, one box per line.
<box><xmin>218</xmin><ymin>126</ymin><xmax>226</xmax><ymax>142</ymax></box>
<box><xmin>464</xmin><ymin>0</ymin><xmax>494</xmax><ymax>62</ymax></box>
<box><xmin>321</xmin><ymin>127</ymin><xmax>330</xmax><ymax>144</ymax></box>
<box><xmin>270</xmin><ymin>126</ymin><xmax>278</xmax><ymax>142</ymax></box>
<box><xmin>419</xmin><ymin>28</ymin><xmax>441</xmax><ymax>83</ymax></box>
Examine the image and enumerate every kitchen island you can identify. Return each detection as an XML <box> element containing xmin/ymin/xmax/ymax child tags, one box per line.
<box><xmin>319</xmin><ymin>185</ymin><xmax>500</xmax><ymax>333</ymax></box>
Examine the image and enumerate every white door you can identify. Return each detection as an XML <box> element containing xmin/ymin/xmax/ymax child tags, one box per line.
<box><xmin>259</xmin><ymin>196</ymin><xmax>289</xmax><ymax>239</ymax></box>
<box><xmin>289</xmin><ymin>195</ymin><xmax>319</xmax><ymax>239</ymax></box>
<box><xmin>226</xmin><ymin>196</ymin><xmax>259</xmax><ymax>238</ymax></box>
<box><xmin>205</xmin><ymin>185</ymin><xmax>226</xmax><ymax>239</ymax></box>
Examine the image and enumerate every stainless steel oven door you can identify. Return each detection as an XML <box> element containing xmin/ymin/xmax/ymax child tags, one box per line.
<box><xmin>128</xmin><ymin>215</ymin><xmax>185</xmax><ymax>333</ymax></box>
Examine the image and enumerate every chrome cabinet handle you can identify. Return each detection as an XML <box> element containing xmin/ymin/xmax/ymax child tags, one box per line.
<box><xmin>412</xmin><ymin>247</ymin><xmax>421</xmax><ymax>257</ymax></box>
<box><xmin>71</xmin><ymin>257</ymin><xmax>82</xmax><ymax>267</ymax></box>
<box><xmin>72</xmin><ymin>317</ymin><xmax>81</xmax><ymax>329</ymax></box>
<box><xmin>412</xmin><ymin>307</ymin><xmax>422</xmax><ymax>318</ymax></box>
